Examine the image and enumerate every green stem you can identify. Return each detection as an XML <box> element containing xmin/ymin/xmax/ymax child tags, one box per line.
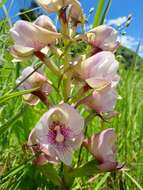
<box><xmin>62</xmin><ymin>165</ymin><xmax>74</xmax><ymax>190</ymax></box>
<box><xmin>45</xmin><ymin>58</ymin><xmax>61</xmax><ymax>77</ymax></box>
<box><xmin>74</xmin><ymin>90</ymin><xmax>93</xmax><ymax>108</ymax></box>
<box><xmin>69</xmin><ymin>87</ymin><xmax>84</xmax><ymax>104</ymax></box>
<box><xmin>34</xmin><ymin>51</ymin><xmax>61</xmax><ymax>77</ymax></box>
<box><xmin>63</xmin><ymin>72</ymin><xmax>72</xmax><ymax>102</ymax></box>
<box><xmin>72</xmin><ymin>160</ymin><xmax>100</xmax><ymax>177</ymax></box>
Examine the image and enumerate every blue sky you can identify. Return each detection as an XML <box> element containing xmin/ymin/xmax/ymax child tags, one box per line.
<box><xmin>0</xmin><ymin>0</ymin><xmax>143</xmax><ymax>56</ymax></box>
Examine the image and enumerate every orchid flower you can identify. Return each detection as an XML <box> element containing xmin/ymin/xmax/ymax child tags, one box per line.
<box><xmin>36</xmin><ymin>0</ymin><xmax>83</xmax><ymax>23</ymax></box>
<box><xmin>83</xmin><ymin>128</ymin><xmax>121</xmax><ymax>171</ymax></box>
<box><xmin>83</xmin><ymin>87</ymin><xmax>117</xmax><ymax>113</ymax></box>
<box><xmin>16</xmin><ymin>66</ymin><xmax>52</xmax><ymax>105</ymax></box>
<box><xmin>76</xmin><ymin>51</ymin><xmax>120</xmax><ymax>113</ymax></box>
<box><xmin>10</xmin><ymin>15</ymin><xmax>61</xmax><ymax>60</ymax></box>
<box><xmin>28</xmin><ymin>128</ymin><xmax>59</xmax><ymax>165</ymax></box>
<box><xmin>80</xmin><ymin>25</ymin><xmax>119</xmax><ymax>53</ymax></box>
<box><xmin>79</xmin><ymin>51</ymin><xmax>119</xmax><ymax>87</ymax></box>
<box><xmin>28</xmin><ymin>103</ymin><xmax>84</xmax><ymax>165</ymax></box>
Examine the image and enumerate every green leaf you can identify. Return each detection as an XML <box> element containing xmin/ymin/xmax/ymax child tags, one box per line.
<box><xmin>0</xmin><ymin>105</ymin><xmax>27</xmax><ymax>135</ymax></box>
<box><xmin>40</xmin><ymin>164</ymin><xmax>62</xmax><ymax>187</ymax></box>
<box><xmin>124</xmin><ymin>171</ymin><xmax>143</xmax><ymax>190</ymax></box>
<box><xmin>62</xmin><ymin>165</ymin><xmax>75</xmax><ymax>188</ymax></box>
<box><xmin>1</xmin><ymin>164</ymin><xmax>29</xmax><ymax>183</ymax></box>
<box><xmin>94</xmin><ymin>173</ymin><xmax>110</xmax><ymax>190</ymax></box>
<box><xmin>71</xmin><ymin>160</ymin><xmax>100</xmax><ymax>177</ymax></box>
<box><xmin>93</xmin><ymin>0</ymin><xmax>105</xmax><ymax>28</ymax></box>
<box><xmin>0</xmin><ymin>88</ymin><xmax>38</xmax><ymax>105</ymax></box>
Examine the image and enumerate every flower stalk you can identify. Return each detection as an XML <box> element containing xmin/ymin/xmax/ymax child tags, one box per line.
<box><xmin>8</xmin><ymin>1</ymin><xmax>123</xmax><ymax>188</ymax></box>
<box><xmin>34</xmin><ymin>51</ymin><xmax>61</xmax><ymax>77</ymax></box>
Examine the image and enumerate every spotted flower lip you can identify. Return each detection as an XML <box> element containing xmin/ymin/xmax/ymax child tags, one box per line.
<box><xmin>79</xmin><ymin>25</ymin><xmax>119</xmax><ymax>52</ymax></box>
<box><xmin>28</xmin><ymin>103</ymin><xmax>84</xmax><ymax>165</ymax></box>
<box><xmin>10</xmin><ymin>15</ymin><xmax>61</xmax><ymax>59</ymax></box>
<box><xmin>83</xmin><ymin>128</ymin><xmax>121</xmax><ymax>171</ymax></box>
<box><xmin>16</xmin><ymin>66</ymin><xmax>52</xmax><ymax>105</ymax></box>
<box><xmin>28</xmin><ymin>128</ymin><xmax>59</xmax><ymax>165</ymax></box>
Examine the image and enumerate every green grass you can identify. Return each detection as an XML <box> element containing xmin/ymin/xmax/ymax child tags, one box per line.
<box><xmin>0</xmin><ymin>3</ymin><xmax>143</xmax><ymax>190</ymax></box>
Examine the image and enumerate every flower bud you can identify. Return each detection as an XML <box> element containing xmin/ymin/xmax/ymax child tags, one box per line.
<box><xmin>36</xmin><ymin>0</ymin><xmax>83</xmax><ymax>24</ymax></box>
<box><xmin>16</xmin><ymin>66</ymin><xmax>52</xmax><ymax>105</ymax></box>
<box><xmin>36</xmin><ymin>0</ymin><xmax>63</xmax><ymax>12</ymax></box>
<box><xmin>83</xmin><ymin>128</ymin><xmax>121</xmax><ymax>171</ymax></box>
<box><xmin>80</xmin><ymin>25</ymin><xmax>119</xmax><ymax>52</ymax></box>
<box><xmin>77</xmin><ymin>51</ymin><xmax>120</xmax><ymax>88</ymax></box>
<box><xmin>75</xmin><ymin>52</ymin><xmax>120</xmax><ymax>113</ymax></box>
<box><xmin>83</xmin><ymin>87</ymin><xmax>117</xmax><ymax>113</ymax></box>
<box><xmin>67</xmin><ymin>0</ymin><xmax>83</xmax><ymax>24</ymax></box>
<box><xmin>34</xmin><ymin>15</ymin><xmax>57</xmax><ymax>32</ymax></box>
<box><xmin>10</xmin><ymin>15</ymin><xmax>61</xmax><ymax>60</ymax></box>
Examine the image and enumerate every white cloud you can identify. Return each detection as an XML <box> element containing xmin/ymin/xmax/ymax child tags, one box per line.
<box><xmin>120</xmin><ymin>35</ymin><xmax>143</xmax><ymax>57</ymax></box>
<box><xmin>107</xmin><ymin>16</ymin><xmax>127</xmax><ymax>26</ymax></box>
<box><xmin>120</xmin><ymin>35</ymin><xmax>138</xmax><ymax>49</ymax></box>
<box><xmin>106</xmin><ymin>16</ymin><xmax>143</xmax><ymax>57</ymax></box>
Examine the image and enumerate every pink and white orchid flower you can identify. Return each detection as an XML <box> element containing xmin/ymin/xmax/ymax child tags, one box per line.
<box><xmin>34</xmin><ymin>15</ymin><xmax>57</xmax><ymax>32</ymax></box>
<box><xmin>28</xmin><ymin>103</ymin><xmax>84</xmax><ymax>165</ymax></box>
<box><xmin>77</xmin><ymin>51</ymin><xmax>120</xmax><ymax>113</ymax></box>
<box><xmin>36</xmin><ymin>0</ymin><xmax>83</xmax><ymax>23</ymax></box>
<box><xmin>81</xmin><ymin>25</ymin><xmax>119</xmax><ymax>52</ymax></box>
<box><xmin>80</xmin><ymin>51</ymin><xmax>120</xmax><ymax>88</ymax></box>
<box><xmin>83</xmin><ymin>87</ymin><xmax>117</xmax><ymax>113</ymax></box>
<box><xmin>83</xmin><ymin>128</ymin><xmax>120</xmax><ymax>171</ymax></box>
<box><xmin>28</xmin><ymin>128</ymin><xmax>59</xmax><ymax>165</ymax></box>
<box><xmin>16</xmin><ymin>66</ymin><xmax>52</xmax><ymax>105</ymax></box>
<box><xmin>10</xmin><ymin>15</ymin><xmax>61</xmax><ymax>59</ymax></box>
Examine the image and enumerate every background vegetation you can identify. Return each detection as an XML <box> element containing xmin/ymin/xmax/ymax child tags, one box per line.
<box><xmin>0</xmin><ymin>0</ymin><xmax>143</xmax><ymax>189</ymax></box>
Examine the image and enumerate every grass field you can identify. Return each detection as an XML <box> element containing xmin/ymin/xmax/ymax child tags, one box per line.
<box><xmin>0</xmin><ymin>1</ymin><xmax>143</xmax><ymax>190</ymax></box>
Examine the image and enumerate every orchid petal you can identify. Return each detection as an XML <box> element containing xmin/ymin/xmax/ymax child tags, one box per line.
<box><xmin>81</xmin><ymin>25</ymin><xmax>119</xmax><ymax>51</ymax></box>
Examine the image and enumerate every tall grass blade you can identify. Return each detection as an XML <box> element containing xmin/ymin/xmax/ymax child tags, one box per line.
<box><xmin>124</xmin><ymin>171</ymin><xmax>143</xmax><ymax>190</ymax></box>
<box><xmin>93</xmin><ymin>0</ymin><xmax>105</xmax><ymax>27</ymax></box>
<box><xmin>94</xmin><ymin>173</ymin><xmax>110</xmax><ymax>190</ymax></box>
<box><xmin>99</xmin><ymin>0</ymin><xmax>112</xmax><ymax>25</ymax></box>
<box><xmin>0</xmin><ymin>88</ymin><xmax>38</xmax><ymax>105</ymax></box>
<box><xmin>2</xmin><ymin>4</ymin><xmax>12</xmax><ymax>27</ymax></box>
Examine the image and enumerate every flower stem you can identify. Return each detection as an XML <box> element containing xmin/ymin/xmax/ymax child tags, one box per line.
<box><xmin>34</xmin><ymin>51</ymin><xmax>61</xmax><ymax>77</ymax></box>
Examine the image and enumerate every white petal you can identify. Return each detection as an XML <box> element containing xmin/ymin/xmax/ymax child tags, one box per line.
<box><xmin>54</xmin><ymin>146</ymin><xmax>72</xmax><ymax>166</ymax></box>
<box><xmin>97</xmin><ymin>128</ymin><xmax>116</xmax><ymax>162</ymax></box>
<box><xmin>34</xmin><ymin>15</ymin><xmax>57</xmax><ymax>32</ymax></box>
